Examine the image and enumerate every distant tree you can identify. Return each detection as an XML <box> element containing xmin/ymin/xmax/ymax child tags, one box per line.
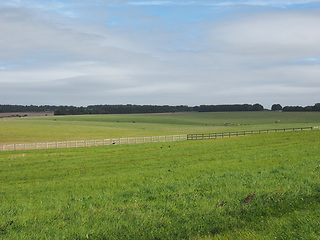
<box><xmin>252</xmin><ymin>103</ymin><xmax>264</xmax><ymax>111</ymax></box>
<box><xmin>282</xmin><ymin>106</ymin><xmax>304</xmax><ymax>112</ymax></box>
<box><xmin>313</xmin><ymin>103</ymin><xmax>320</xmax><ymax>111</ymax></box>
<box><xmin>0</xmin><ymin>104</ymin><xmax>57</xmax><ymax>113</ymax></box>
<box><xmin>282</xmin><ymin>103</ymin><xmax>320</xmax><ymax>112</ymax></box>
<box><xmin>271</xmin><ymin>104</ymin><xmax>282</xmax><ymax>111</ymax></box>
<box><xmin>304</xmin><ymin>106</ymin><xmax>313</xmax><ymax>111</ymax></box>
<box><xmin>196</xmin><ymin>104</ymin><xmax>264</xmax><ymax>112</ymax></box>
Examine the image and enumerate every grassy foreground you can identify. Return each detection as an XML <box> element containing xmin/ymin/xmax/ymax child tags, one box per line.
<box><xmin>1</xmin><ymin>130</ymin><xmax>319</xmax><ymax>239</ymax></box>
<box><xmin>1</xmin><ymin>111</ymin><xmax>320</xmax><ymax>144</ymax></box>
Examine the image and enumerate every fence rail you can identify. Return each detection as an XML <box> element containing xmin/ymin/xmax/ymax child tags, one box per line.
<box><xmin>187</xmin><ymin>127</ymin><xmax>317</xmax><ymax>140</ymax></box>
<box><xmin>1</xmin><ymin>127</ymin><xmax>318</xmax><ymax>152</ymax></box>
<box><xmin>0</xmin><ymin>135</ymin><xmax>187</xmax><ymax>152</ymax></box>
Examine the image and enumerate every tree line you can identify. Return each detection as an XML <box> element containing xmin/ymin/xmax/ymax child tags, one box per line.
<box><xmin>54</xmin><ymin>105</ymin><xmax>193</xmax><ymax>115</ymax></box>
<box><xmin>1</xmin><ymin>104</ymin><xmax>263</xmax><ymax>115</ymax></box>
<box><xmin>0</xmin><ymin>105</ymin><xmax>56</xmax><ymax>113</ymax></box>
<box><xmin>271</xmin><ymin>103</ymin><xmax>320</xmax><ymax>112</ymax></box>
<box><xmin>54</xmin><ymin>104</ymin><xmax>265</xmax><ymax>115</ymax></box>
<box><xmin>1</xmin><ymin>103</ymin><xmax>319</xmax><ymax>115</ymax></box>
<box><xmin>195</xmin><ymin>104</ymin><xmax>264</xmax><ymax>112</ymax></box>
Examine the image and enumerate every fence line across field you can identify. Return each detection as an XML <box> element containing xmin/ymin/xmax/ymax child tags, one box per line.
<box><xmin>1</xmin><ymin>126</ymin><xmax>318</xmax><ymax>152</ymax></box>
<box><xmin>0</xmin><ymin>135</ymin><xmax>188</xmax><ymax>152</ymax></box>
<box><xmin>187</xmin><ymin>126</ymin><xmax>318</xmax><ymax>140</ymax></box>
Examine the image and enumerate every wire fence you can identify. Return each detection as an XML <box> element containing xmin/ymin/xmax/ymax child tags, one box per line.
<box><xmin>0</xmin><ymin>135</ymin><xmax>187</xmax><ymax>152</ymax></box>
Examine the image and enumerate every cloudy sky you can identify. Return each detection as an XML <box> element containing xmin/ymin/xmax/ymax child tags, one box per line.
<box><xmin>1</xmin><ymin>0</ymin><xmax>320</xmax><ymax>108</ymax></box>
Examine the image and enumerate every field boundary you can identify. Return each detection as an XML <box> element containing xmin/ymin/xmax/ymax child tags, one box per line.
<box><xmin>187</xmin><ymin>126</ymin><xmax>318</xmax><ymax>140</ymax></box>
<box><xmin>1</xmin><ymin>127</ymin><xmax>319</xmax><ymax>152</ymax></box>
<box><xmin>0</xmin><ymin>135</ymin><xmax>187</xmax><ymax>152</ymax></box>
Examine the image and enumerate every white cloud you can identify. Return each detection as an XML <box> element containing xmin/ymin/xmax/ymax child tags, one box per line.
<box><xmin>1</xmin><ymin>1</ymin><xmax>320</xmax><ymax>107</ymax></box>
<box><xmin>210</xmin><ymin>11</ymin><xmax>320</xmax><ymax>57</ymax></box>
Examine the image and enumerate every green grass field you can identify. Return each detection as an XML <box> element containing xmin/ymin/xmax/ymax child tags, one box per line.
<box><xmin>1</xmin><ymin>112</ymin><xmax>320</xmax><ymax>239</ymax></box>
<box><xmin>1</xmin><ymin>111</ymin><xmax>320</xmax><ymax>144</ymax></box>
<box><xmin>1</xmin><ymin>130</ymin><xmax>320</xmax><ymax>239</ymax></box>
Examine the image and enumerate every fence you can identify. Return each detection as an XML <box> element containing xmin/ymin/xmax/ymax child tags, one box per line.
<box><xmin>1</xmin><ymin>127</ymin><xmax>318</xmax><ymax>152</ymax></box>
<box><xmin>187</xmin><ymin>126</ymin><xmax>317</xmax><ymax>140</ymax></box>
<box><xmin>0</xmin><ymin>135</ymin><xmax>187</xmax><ymax>152</ymax></box>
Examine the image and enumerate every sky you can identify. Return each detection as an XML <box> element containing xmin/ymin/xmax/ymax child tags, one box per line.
<box><xmin>0</xmin><ymin>0</ymin><xmax>320</xmax><ymax>108</ymax></box>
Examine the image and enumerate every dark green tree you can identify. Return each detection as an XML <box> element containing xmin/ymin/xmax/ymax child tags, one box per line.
<box><xmin>313</xmin><ymin>103</ymin><xmax>320</xmax><ymax>111</ymax></box>
<box><xmin>252</xmin><ymin>103</ymin><xmax>264</xmax><ymax>111</ymax></box>
<box><xmin>271</xmin><ymin>104</ymin><xmax>282</xmax><ymax>111</ymax></box>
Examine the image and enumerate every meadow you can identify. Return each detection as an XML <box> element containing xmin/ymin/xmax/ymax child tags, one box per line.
<box><xmin>1</xmin><ymin>111</ymin><xmax>320</xmax><ymax>144</ymax></box>
<box><xmin>0</xmin><ymin>112</ymin><xmax>320</xmax><ymax>239</ymax></box>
